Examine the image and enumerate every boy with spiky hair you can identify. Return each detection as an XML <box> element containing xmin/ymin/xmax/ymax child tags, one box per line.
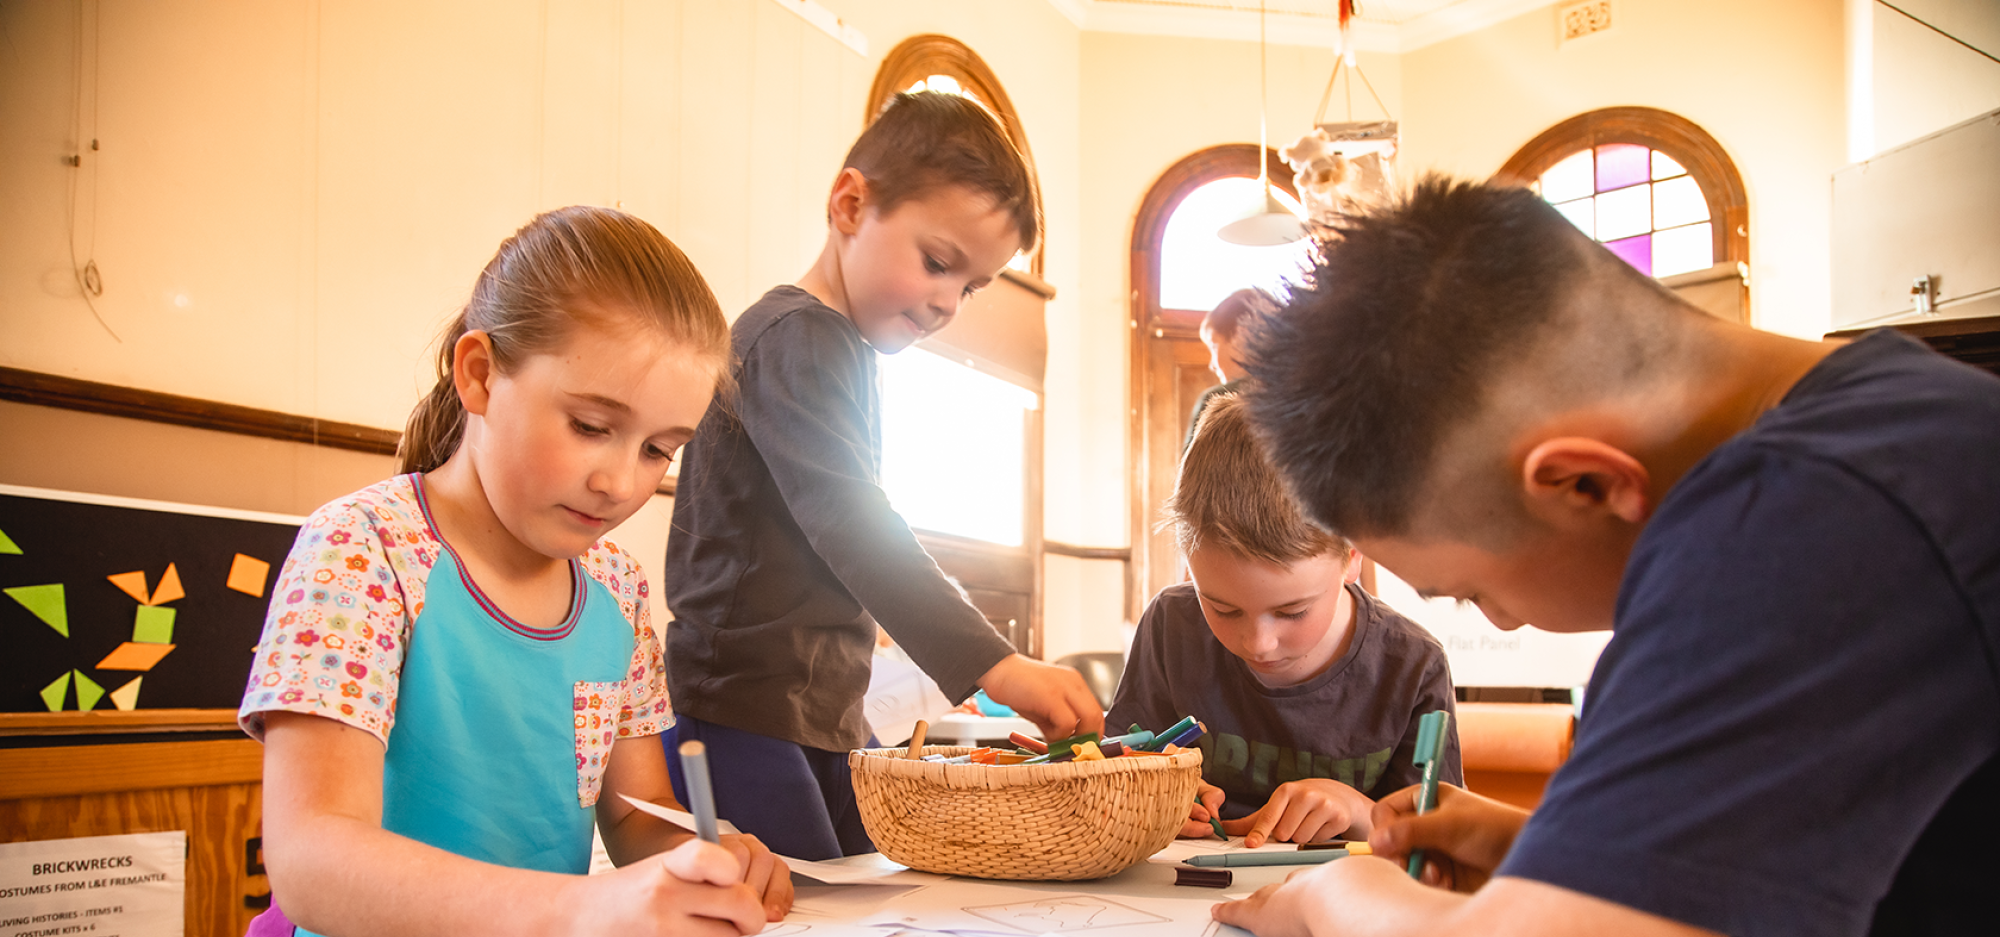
<box><xmin>1216</xmin><ymin>176</ymin><xmax>2000</xmax><ymax>937</ymax></box>
<box><xmin>1109</xmin><ymin>392</ymin><xmax>1458</xmax><ymax>848</ymax></box>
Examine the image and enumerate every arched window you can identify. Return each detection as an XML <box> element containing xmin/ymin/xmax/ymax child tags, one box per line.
<box><xmin>867</xmin><ymin>34</ymin><xmax>1042</xmax><ymax>277</ymax></box>
<box><xmin>1497</xmin><ymin>107</ymin><xmax>1749</xmax><ymax>321</ymax></box>
<box><xmin>1127</xmin><ymin>144</ymin><xmax>1300</xmax><ymax>615</ymax></box>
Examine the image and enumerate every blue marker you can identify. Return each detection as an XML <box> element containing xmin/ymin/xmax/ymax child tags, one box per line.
<box><xmin>677</xmin><ymin>740</ymin><xmax>721</xmax><ymax>844</ymax></box>
<box><xmin>1404</xmin><ymin>711</ymin><xmax>1450</xmax><ymax>880</ymax></box>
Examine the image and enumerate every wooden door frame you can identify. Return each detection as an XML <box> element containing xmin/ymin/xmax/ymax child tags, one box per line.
<box><xmin>1126</xmin><ymin>144</ymin><xmax>1298</xmax><ymax>618</ymax></box>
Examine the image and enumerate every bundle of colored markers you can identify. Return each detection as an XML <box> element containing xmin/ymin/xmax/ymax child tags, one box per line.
<box><xmin>920</xmin><ymin>715</ymin><xmax>1207</xmax><ymax>766</ymax></box>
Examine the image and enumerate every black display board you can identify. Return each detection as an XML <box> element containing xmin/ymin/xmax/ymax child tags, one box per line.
<box><xmin>0</xmin><ymin>486</ymin><xmax>303</xmax><ymax>713</ymax></box>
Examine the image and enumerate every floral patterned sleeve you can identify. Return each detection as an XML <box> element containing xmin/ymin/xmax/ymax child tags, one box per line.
<box><xmin>238</xmin><ymin>489</ymin><xmax>423</xmax><ymax>744</ymax></box>
<box><xmin>582</xmin><ymin>540</ymin><xmax>674</xmax><ymax>740</ymax></box>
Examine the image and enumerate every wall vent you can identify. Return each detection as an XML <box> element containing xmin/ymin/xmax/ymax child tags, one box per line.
<box><xmin>1558</xmin><ymin>0</ymin><xmax>1614</xmax><ymax>44</ymax></box>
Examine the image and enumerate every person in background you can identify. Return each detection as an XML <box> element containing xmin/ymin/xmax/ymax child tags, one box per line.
<box><xmin>1185</xmin><ymin>287</ymin><xmax>1279</xmax><ymax>452</ymax></box>
<box><xmin>661</xmin><ymin>92</ymin><xmax>1104</xmax><ymax>861</ymax></box>
<box><xmin>1110</xmin><ymin>392</ymin><xmax>1459</xmax><ymax>850</ymax></box>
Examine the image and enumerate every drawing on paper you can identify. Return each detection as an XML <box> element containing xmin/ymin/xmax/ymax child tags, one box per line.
<box><xmin>965</xmin><ymin>896</ymin><xmax>1171</xmax><ymax>933</ymax></box>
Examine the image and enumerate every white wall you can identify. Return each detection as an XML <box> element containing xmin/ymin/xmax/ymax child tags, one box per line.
<box><xmin>1397</xmin><ymin>0</ymin><xmax>1848</xmax><ymax>340</ymax></box>
<box><xmin>1865</xmin><ymin>0</ymin><xmax>2000</xmax><ymax>153</ymax></box>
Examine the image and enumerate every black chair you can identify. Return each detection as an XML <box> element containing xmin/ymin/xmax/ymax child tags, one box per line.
<box><xmin>1053</xmin><ymin>651</ymin><xmax>1125</xmax><ymax>710</ymax></box>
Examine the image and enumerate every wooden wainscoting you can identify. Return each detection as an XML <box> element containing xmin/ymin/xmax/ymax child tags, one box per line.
<box><xmin>2</xmin><ymin>718</ymin><xmax>267</xmax><ymax>937</ymax></box>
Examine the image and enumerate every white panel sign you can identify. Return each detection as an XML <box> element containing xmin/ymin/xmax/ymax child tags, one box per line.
<box><xmin>1375</xmin><ymin>567</ymin><xmax>1611</xmax><ymax>690</ymax></box>
<box><xmin>0</xmin><ymin>832</ymin><xmax>185</xmax><ymax>937</ymax></box>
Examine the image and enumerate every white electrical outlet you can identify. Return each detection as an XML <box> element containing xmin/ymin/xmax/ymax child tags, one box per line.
<box><xmin>1558</xmin><ymin>0</ymin><xmax>1614</xmax><ymax>44</ymax></box>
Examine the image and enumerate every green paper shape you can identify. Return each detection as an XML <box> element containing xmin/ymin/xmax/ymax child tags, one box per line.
<box><xmin>133</xmin><ymin>605</ymin><xmax>177</xmax><ymax>644</ymax></box>
<box><xmin>40</xmin><ymin>671</ymin><xmax>71</xmax><ymax>711</ymax></box>
<box><xmin>5</xmin><ymin>583</ymin><xmax>68</xmax><ymax>636</ymax></box>
<box><xmin>0</xmin><ymin>526</ymin><xmax>19</xmax><ymax>554</ymax></box>
<box><xmin>73</xmin><ymin>670</ymin><xmax>106</xmax><ymax>711</ymax></box>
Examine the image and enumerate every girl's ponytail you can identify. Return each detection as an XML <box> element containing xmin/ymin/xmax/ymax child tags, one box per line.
<box><xmin>397</xmin><ymin>326</ymin><xmax>470</xmax><ymax>475</ymax></box>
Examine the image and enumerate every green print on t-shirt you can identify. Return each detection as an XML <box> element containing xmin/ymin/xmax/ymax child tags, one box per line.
<box><xmin>1197</xmin><ymin>733</ymin><xmax>1393</xmax><ymax>796</ymax></box>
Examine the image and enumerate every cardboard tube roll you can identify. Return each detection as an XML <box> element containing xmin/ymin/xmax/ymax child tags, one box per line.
<box><xmin>1456</xmin><ymin>702</ymin><xmax>1574</xmax><ymax>773</ymax></box>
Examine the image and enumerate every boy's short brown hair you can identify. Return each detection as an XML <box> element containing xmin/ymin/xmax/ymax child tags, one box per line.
<box><xmin>1164</xmin><ymin>393</ymin><xmax>1350</xmax><ymax>564</ymax></box>
<box><xmin>846</xmin><ymin>91</ymin><xmax>1040</xmax><ymax>253</ymax></box>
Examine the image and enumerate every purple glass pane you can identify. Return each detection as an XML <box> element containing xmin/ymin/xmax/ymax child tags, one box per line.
<box><xmin>1596</xmin><ymin>143</ymin><xmax>1650</xmax><ymax>193</ymax></box>
<box><xmin>1603</xmin><ymin>234</ymin><xmax>1652</xmax><ymax>276</ymax></box>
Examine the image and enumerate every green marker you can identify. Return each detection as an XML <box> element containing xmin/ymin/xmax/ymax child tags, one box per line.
<box><xmin>1187</xmin><ymin>845</ymin><xmax>1369</xmax><ymax>868</ymax></box>
<box><xmin>1405</xmin><ymin>710</ymin><xmax>1451</xmax><ymax>880</ymax></box>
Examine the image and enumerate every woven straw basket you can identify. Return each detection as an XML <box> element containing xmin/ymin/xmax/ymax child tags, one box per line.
<box><xmin>848</xmin><ymin>745</ymin><xmax>1203</xmax><ymax>880</ymax></box>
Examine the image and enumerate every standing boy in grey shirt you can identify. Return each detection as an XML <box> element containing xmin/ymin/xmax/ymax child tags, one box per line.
<box><xmin>1109</xmin><ymin>393</ymin><xmax>1459</xmax><ymax>848</ymax></box>
<box><xmin>662</xmin><ymin>93</ymin><xmax>1103</xmax><ymax>861</ymax></box>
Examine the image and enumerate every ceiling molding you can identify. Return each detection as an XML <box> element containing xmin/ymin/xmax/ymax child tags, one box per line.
<box><xmin>1049</xmin><ymin>0</ymin><xmax>1556</xmax><ymax>53</ymax></box>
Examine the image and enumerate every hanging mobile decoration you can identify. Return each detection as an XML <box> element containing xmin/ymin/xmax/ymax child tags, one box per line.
<box><xmin>1281</xmin><ymin>0</ymin><xmax>1399</xmax><ymax>234</ymax></box>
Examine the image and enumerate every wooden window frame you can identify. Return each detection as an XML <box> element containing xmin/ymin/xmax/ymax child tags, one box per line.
<box><xmin>1126</xmin><ymin>144</ymin><xmax>1298</xmax><ymax>618</ymax></box>
<box><xmin>1495</xmin><ymin>107</ymin><xmax>1750</xmax><ymax>320</ymax></box>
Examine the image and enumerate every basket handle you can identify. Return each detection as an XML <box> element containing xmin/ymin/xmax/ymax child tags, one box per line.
<box><xmin>906</xmin><ymin>720</ymin><xmax>929</xmax><ymax>760</ymax></box>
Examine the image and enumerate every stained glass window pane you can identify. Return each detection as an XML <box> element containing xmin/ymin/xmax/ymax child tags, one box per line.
<box><xmin>1603</xmin><ymin>234</ymin><xmax>1652</xmax><ymax>276</ymax></box>
<box><xmin>1551</xmin><ymin>198</ymin><xmax>1594</xmax><ymax>238</ymax></box>
<box><xmin>1596</xmin><ymin>143</ymin><xmax>1650</xmax><ymax>192</ymax></box>
<box><xmin>1541</xmin><ymin>150</ymin><xmax>1594</xmax><ymax>203</ymax></box>
<box><xmin>1651</xmin><ymin>176</ymin><xmax>1708</xmax><ymax>229</ymax></box>
<box><xmin>1595</xmin><ymin>184</ymin><xmax>1651</xmax><ymax>241</ymax></box>
<box><xmin>1651</xmin><ymin>150</ymin><xmax>1687</xmax><ymax>180</ymax></box>
<box><xmin>1652</xmin><ymin>223</ymin><xmax>1713</xmax><ymax>278</ymax></box>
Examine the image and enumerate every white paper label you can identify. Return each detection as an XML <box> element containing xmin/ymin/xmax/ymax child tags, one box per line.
<box><xmin>0</xmin><ymin>832</ymin><xmax>185</xmax><ymax>937</ymax></box>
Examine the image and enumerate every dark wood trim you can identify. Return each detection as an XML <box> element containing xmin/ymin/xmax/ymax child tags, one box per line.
<box><xmin>1043</xmin><ymin>541</ymin><xmax>1131</xmax><ymax>562</ymax></box>
<box><xmin>1495</xmin><ymin>107</ymin><xmax>1750</xmax><ymax>321</ymax></box>
<box><xmin>1128</xmin><ymin>144</ymin><xmax>1299</xmax><ymax>621</ymax></box>
<box><xmin>0</xmin><ymin>367</ymin><xmax>680</xmax><ymax>496</ymax></box>
<box><xmin>0</xmin><ymin>709</ymin><xmax>240</xmax><ymax>737</ymax></box>
<box><xmin>0</xmin><ymin>366</ymin><xmax>401</xmax><ymax>455</ymax></box>
<box><xmin>867</xmin><ymin>34</ymin><xmax>1045</xmax><ymax>279</ymax></box>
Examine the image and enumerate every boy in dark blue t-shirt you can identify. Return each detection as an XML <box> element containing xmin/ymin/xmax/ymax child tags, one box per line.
<box><xmin>1216</xmin><ymin>177</ymin><xmax>2000</xmax><ymax>937</ymax></box>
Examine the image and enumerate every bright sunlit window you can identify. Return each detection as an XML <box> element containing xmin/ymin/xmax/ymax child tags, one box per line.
<box><xmin>1159</xmin><ymin>177</ymin><xmax>1314</xmax><ymax>311</ymax></box>
<box><xmin>878</xmin><ymin>348</ymin><xmax>1039</xmax><ymax>546</ymax></box>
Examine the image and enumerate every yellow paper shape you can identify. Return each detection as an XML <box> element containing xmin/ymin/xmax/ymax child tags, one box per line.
<box><xmin>73</xmin><ymin>670</ymin><xmax>106</xmax><ymax>710</ymax></box>
<box><xmin>109</xmin><ymin>676</ymin><xmax>144</xmax><ymax>711</ymax></box>
<box><xmin>96</xmin><ymin>641</ymin><xmax>176</xmax><ymax>671</ymax></box>
<box><xmin>40</xmin><ymin>671</ymin><xmax>71</xmax><ymax>711</ymax></box>
<box><xmin>108</xmin><ymin>570</ymin><xmax>151</xmax><ymax>603</ymax></box>
<box><xmin>0</xmin><ymin>526</ymin><xmax>20</xmax><ymax>554</ymax></box>
<box><xmin>133</xmin><ymin>605</ymin><xmax>177</xmax><ymax>643</ymax></box>
<box><xmin>227</xmin><ymin>553</ymin><xmax>271</xmax><ymax>597</ymax></box>
<box><xmin>150</xmin><ymin>563</ymin><xmax>185</xmax><ymax>605</ymax></box>
<box><xmin>6</xmin><ymin>584</ymin><xmax>69</xmax><ymax>636</ymax></box>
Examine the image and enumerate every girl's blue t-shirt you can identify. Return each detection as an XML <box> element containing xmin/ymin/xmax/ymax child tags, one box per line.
<box><xmin>238</xmin><ymin>474</ymin><xmax>673</xmax><ymax>929</ymax></box>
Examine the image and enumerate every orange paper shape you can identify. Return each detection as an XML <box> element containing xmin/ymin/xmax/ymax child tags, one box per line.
<box><xmin>108</xmin><ymin>570</ymin><xmax>151</xmax><ymax>603</ymax></box>
<box><xmin>150</xmin><ymin>563</ymin><xmax>185</xmax><ymax>605</ymax></box>
<box><xmin>96</xmin><ymin>641</ymin><xmax>177</xmax><ymax>671</ymax></box>
<box><xmin>227</xmin><ymin>554</ymin><xmax>271</xmax><ymax>597</ymax></box>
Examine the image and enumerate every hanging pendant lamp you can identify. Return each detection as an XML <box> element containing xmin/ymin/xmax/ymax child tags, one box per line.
<box><xmin>1218</xmin><ymin>0</ymin><xmax>1306</xmax><ymax>246</ymax></box>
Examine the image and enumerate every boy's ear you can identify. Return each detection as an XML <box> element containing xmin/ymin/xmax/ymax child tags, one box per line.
<box><xmin>827</xmin><ymin>167</ymin><xmax>871</xmax><ymax>237</ymax></box>
<box><xmin>1519</xmin><ymin>437</ymin><xmax>1652</xmax><ymax>527</ymax></box>
<box><xmin>452</xmin><ymin>331</ymin><xmax>498</xmax><ymax>417</ymax></box>
<box><xmin>1340</xmin><ymin>547</ymin><xmax>1364</xmax><ymax>585</ymax></box>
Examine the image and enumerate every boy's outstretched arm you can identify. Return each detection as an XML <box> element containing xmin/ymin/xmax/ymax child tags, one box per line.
<box><xmin>260</xmin><ymin>712</ymin><xmax>768</xmax><ymax>937</ymax></box>
<box><xmin>977</xmin><ymin>654</ymin><xmax>1106</xmax><ymax>740</ymax></box>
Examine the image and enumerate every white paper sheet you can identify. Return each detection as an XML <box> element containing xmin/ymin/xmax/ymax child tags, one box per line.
<box><xmin>617</xmin><ymin>795</ymin><xmax>944</xmax><ymax>886</ymax></box>
<box><xmin>859</xmin><ymin>879</ymin><xmax>1238</xmax><ymax>936</ymax></box>
<box><xmin>0</xmin><ymin>831</ymin><xmax>186</xmax><ymax>937</ymax></box>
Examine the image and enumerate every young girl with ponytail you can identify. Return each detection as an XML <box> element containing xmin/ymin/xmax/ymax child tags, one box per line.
<box><xmin>237</xmin><ymin>206</ymin><xmax>792</xmax><ymax>937</ymax></box>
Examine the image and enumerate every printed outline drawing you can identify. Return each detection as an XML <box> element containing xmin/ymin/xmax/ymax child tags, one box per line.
<box><xmin>964</xmin><ymin>895</ymin><xmax>1172</xmax><ymax>933</ymax></box>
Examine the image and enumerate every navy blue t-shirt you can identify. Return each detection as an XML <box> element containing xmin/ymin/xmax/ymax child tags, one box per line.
<box><xmin>1499</xmin><ymin>330</ymin><xmax>2000</xmax><ymax>936</ymax></box>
